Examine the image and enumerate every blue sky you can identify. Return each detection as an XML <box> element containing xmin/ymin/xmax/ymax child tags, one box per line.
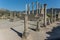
<box><xmin>0</xmin><ymin>0</ymin><xmax>60</xmax><ymax>11</ymax></box>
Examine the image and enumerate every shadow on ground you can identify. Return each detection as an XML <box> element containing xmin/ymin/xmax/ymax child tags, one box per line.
<box><xmin>10</xmin><ymin>28</ymin><xmax>22</xmax><ymax>38</ymax></box>
<box><xmin>45</xmin><ymin>23</ymin><xmax>60</xmax><ymax>40</ymax></box>
<box><xmin>29</xmin><ymin>27</ymin><xmax>36</xmax><ymax>31</ymax></box>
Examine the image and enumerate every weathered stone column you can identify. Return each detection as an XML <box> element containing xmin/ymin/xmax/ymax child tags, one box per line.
<box><xmin>54</xmin><ymin>10</ymin><xmax>57</xmax><ymax>21</ymax></box>
<box><xmin>51</xmin><ymin>8</ymin><xmax>54</xmax><ymax>23</ymax></box>
<box><xmin>22</xmin><ymin>4</ymin><xmax>28</xmax><ymax>39</ymax></box>
<box><xmin>10</xmin><ymin>12</ymin><xmax>13</xmax><ymax>22</ymax></box>
<box><xmin>13</xmin><ymin>12</ymin><xmax>17</xmax><ymax>21</ymax></box>
<box><xmin>36</xmin><ymin>19</ymin><xmax>40</xmax><ymax>31</ymax></box>
<box><xmin>58</xmin><ymin>12</ymin><xmax>60</xmax><ymax>21</ymax></box>
<box><xmin>38</xmin><ymin>3</ymin><xmax>40</xmax><ymax>14</ymax></box>
<box><xmin>40</xmin><ymin>4</ymin><xmax>42</xmax><ymax>14</ymax></box>
<box><xmin>14</xmin><ymin>12</ymin><xmax>16</xmax><ymax>18</ymax></box>
<box><xmin>47</xmin><ymin>17</ymin><xmax>50</xmax><ymax>25</ymax></box>
<box><xmin>43</xmin><ymin>4</ymin><xmax>47</xmax><ymax>27</ymax></box>
<box><xmin>32</xmin><ymin>2</ymin><xmax>34</xmax><ymax>14</ymax></box>
<box><xmin>27</xmin><ymin>3</ymin><xmax>30</xmax><ymax>15</ymax></box>
<box><xmin>36</xmin><ymin>1</ymin><xmax>38</xmax><ymax>16</ymax></box>
<box><xmin>23</xmin><ymin>14</ymin><xmax>28</xmax><ymax>38</ymax></box>
<box><xmin>10</xmin><ymin>12</ymin><xmax>12</xmax><ymax>19</ymax></box>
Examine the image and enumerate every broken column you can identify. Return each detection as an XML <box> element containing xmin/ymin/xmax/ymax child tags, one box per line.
<box><xmin>32</xmin><ymin>2</ymin><xmax>34</xmax><ymax>14</ymax></box>
<box><xmin>43</xmin><ymin>4</ymin><xmax>47</xmax><ymax>27</ymax></box>
<box><xmin>36</xmin><ymin>19</ymin><xmax>40</xmax><ymax>31</ymax></box>
<box><xmin>22</xmin><ymin>14</ymin><xmax>28</xmax><ymax>38</ymax></box>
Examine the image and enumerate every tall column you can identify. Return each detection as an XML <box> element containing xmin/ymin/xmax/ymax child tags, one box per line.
<box><xmin>51</xmin><ymin>8</ymin><xmax>53</xmax><ymax>23</ymax></box>
<box><xmin>26</xmin><ymin>4</ymin><xmax>27</xmax><ymax>14</ymax></box>
<box><xmin>38</xmin><ymin>3</ymin><xmax>40</xmax><ymax>14</ymax></box>
<box><xmin>36</xmin><ymin>1</ymin><xmax>38</xmax><ymax>16</ymax></box>
<box><xmin>27</xmin><ymin>3</ymin><xmax>30</xmax><ymax>15</ymax></box>
<box><xmin>40</xmin><ymin>4</ymin><xmax>42</xmax><ymax>14</ymax></box>
<box><xmin>55</xmin><ymin>10</ymin><xmax>57</xmax><ymax>21</ymax></box>
<box><xmin>23</xmin><ymin>15</ymin><xmax>28</xmax><ymax>38</ymax></box>
<box><xmin>44</xmin><ymin>4</ymin><xmax>47</xmax><ymax>27</ymax></box>
<box><xmin>22</xmin><ymin>4</ymin><xmax>28</xmax><ymax>39</ymax></box>
<box><xmin>32</xmin><ymin>2</ymin><xmax>34</xmax><ymax>14</ymax></box>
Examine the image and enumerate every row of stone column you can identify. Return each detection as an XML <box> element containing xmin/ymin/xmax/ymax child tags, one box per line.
<box><xmin>26</xmin><ymin>1</ymin><xmax>42</xmax><ymax>15</ymax></box>
<box><xmin>22</xmin><ymin>4</ymin><xmax>47</xmax><ymax>39</ymax></box>
<box><xmin>22</xmin><ymin>3</ymin><xmax>58</xmax><ymax>39</ymax></box>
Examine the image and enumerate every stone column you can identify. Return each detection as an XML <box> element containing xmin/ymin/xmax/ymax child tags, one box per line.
<box><xmin>27</xmin><ymin>3</ymin><xmax>30</xmax><ymax>15</ymax></box>
<box><xmin>36</xmin><ymin>1</ymin><xmax>38</xmax><ymax>16</ymax></box>
<box><xmin>26</xmin><ymin>4</ymin><xmax>27</xmax><ymax>14</ymax></box>
<box><xmin>32</xmin><ymin>2</ymin><xmax>34</xmax><ymax>14</ymax></box>
<box><xmin>55</xmin><ymin>10</ymin><xmax>57</xmax><ymax>21</ymax></box>
<box><xmin>40</xmin><ymin>4</ymin><xmax>42</xmax><ymax>14</ymax></box>
<box><xmin>47</xmin><ymin>17</ymin><xmax>50</xmax><ymax>25</ymax></box>
<box><xmin>22</xmin><ymin>14</ymin><xmax>28</xmax><ymax>39</ymax></box>
<box><xmin>10</xmin><ymin>12</ymin><xmax>13</xmax><ymax>22</ymax></box>
<box><xmin>36</xmin><ymin>19</ymin><xmax>40</xmax><ymax>31</ymax></box>
<box><xmin>13</xmin><ymin>12</ymin><xmax>17</xmax><ymax>21</ymax></box>
<box><xmin>14</xmin><ymin>12</ymin><xmax>16</xmax><ymax>18</ymax></box>
<box><xmin>22</xmin><ymin>4</ymin><xmax>28</xmax><ymax>39</ymax></box>
<box><xmin>10</xmin><ymin>12</ymin><xmax>12</xmax><ymax>19</ymax></box>
<box><xmin>43</xmin><ymin>4</ymin><xmax>47</xmax><ymax>27</ymax></box>
<box><xmin>58</xmin><ymin>12</ymin><xmax>60</xmax><ymax>21</ymax></box>
<box><xmin>51</xmin><ymin>8</ymin><xmax>53</xmax><ymax>23</ymax></box>
<box><xmin>38</xmin><ymin>3</ymin><xmax>40</xmax><ymax>14</ymax></box>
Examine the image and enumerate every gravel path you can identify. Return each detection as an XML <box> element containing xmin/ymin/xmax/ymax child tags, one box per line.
<box><xmin>0</xmin><ymin>19</ymin><xmax>59</xmax><ymax>40</ymax></box>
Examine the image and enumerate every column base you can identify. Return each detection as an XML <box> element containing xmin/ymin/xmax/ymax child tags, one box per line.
<box><xmin>22</xmin><ymin>32</ymin><xmax>29</xmax><ymax>39</ymax></box>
